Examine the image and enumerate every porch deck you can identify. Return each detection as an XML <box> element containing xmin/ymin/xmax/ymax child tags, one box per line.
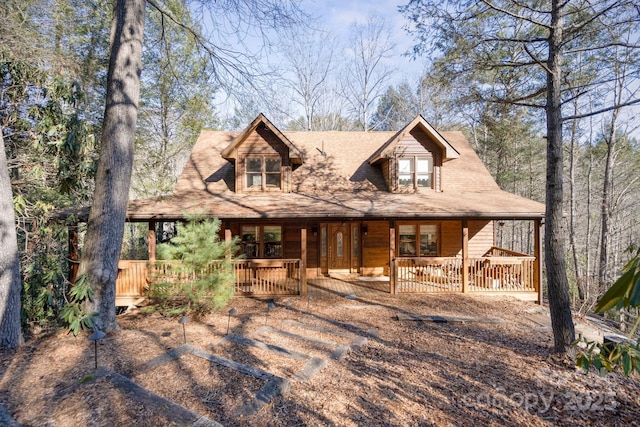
<box><xmin>115</xmin><ymin>247</ymin><xmax>540</xmax><ymax>305</ymax></box>
<box><xmin>306</xmin><ymin>275</ymin><xmax>538</xmax><ymax>302</ymax></box>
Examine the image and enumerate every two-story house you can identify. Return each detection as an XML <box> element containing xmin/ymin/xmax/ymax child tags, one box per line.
<box><xmin>97</xmin><ymin>114</ymin><xmax>545</xmax><ymax>304</ymax></box>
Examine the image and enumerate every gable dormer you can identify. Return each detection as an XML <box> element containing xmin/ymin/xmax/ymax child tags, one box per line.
<box><xmin>369</xmin><ymin>115</ymin><xmax>459</xmax><ymax>192</ymax></box>
<box><xmin>221</xmin><ymin>114</ymin><xmax>304</xmax><ymax>193</ymax></box>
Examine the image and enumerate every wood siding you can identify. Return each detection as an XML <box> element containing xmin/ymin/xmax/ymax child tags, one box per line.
<box><xmin>362</xmin><ymin>220</ymin><xmax>390</xmax><ymax>275</ymax></box>
<box><xmin>381</xmin><ymin>128</ymin><xmax>444</xmax><ymax>192</ymax></box>
<box><xmin>469</xmin><ymin>221</ymin><xmax>495</xmax><ymax>257</ymax></box>
<box><xmin>227</xmin><ymin>219</ymin><xmax>493</xmax><ymax>274</ymax></box>
<box><xmin>381</xmin><ymin>158</ymin><xmax>392</xmax><ymax>191</ymax></box>
<box><xmin>284</xmin><ymin>222</ymin><xmax>320</xmax><ymax>268</ymax></box>
<box><xmin>408</xmin><ymin>128</ymin><xmax>443</xmax><ymax>189</ymax></box>
<box><xmin>235</xmin><ymin>124</ymin><xmax>291</xmax><ymax>192</ymax></box>
<box><xmin>117</xmin><ymin>220</ymin><xmax>538</xmax><ymax>300</ymax></box>
<box><xmin>441</xmin><ymin>220</ymin><xmax>494</xmax><ymax>258</ymax></box>
<box><xmin>229</xmin><ymin>221</ymin><xmax>319</xmax><ymax>270</ymax></box>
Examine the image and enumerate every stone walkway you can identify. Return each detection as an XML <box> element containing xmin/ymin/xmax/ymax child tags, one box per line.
<box><xmin>27</xmin><ymin>317</ymin><xmax>371</xmax><ymax>427</ymax></box>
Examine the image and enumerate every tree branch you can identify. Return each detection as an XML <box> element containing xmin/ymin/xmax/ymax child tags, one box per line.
<box><xmin>479</xmin><ymin>0</ymin><xmax>550</xmax><ymax>29</ymax></box>
<box><xmin>563</xmin><ymin>97</ymin><xmax>640</xmax><ymax>121</ymax></box>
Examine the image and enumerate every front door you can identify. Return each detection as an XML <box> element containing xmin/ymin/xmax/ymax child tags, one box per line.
<box><xmin>329</xmin><ymin>223</ymin><xmax>350</xmax><ymax>271</ymax></box>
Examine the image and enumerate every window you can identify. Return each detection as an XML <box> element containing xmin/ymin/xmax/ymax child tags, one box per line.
<box><xmin>336</xmin><ymin>232</ymin><xmax>344</xmax><ymax>258</ymax></box>
<box><xmin>321</xmin><ymin>226</ymin><xmax>327</xmax><ymax>257</ymax></box>
<box><xmin>399</xmin><ymin>225</ymin><xmax>417</xmax><ymax>256</ymax></box>
<box><xmin>398</xmin><ymin>157</ymin><xmax>432</xmax><ymax>189</ymax></box>
<box><xmin>245</xmin><ymin>156</ymin><xmax>281</xmax><ymax>190</ymax></box>
<box><xmin>398</xmin><ymin>223</ymin><xmax>439</xmax><ymax>256</ymax></box>
<box><xmin>240</xmin><ymin>225</ymin><xmax>282</xmax><ymax>258</ymax></box>
<box><xmin>353</xmin><ymin>226</ymin><xmax>359</xmax><ymax>258</ymax></box>
<box><xmin>263</xmin><ymin>225</ymin><xmax>282</xmax><ymax>257</ymax></box>
<box><xmin>419</xmin><ymin>224</ymin><xmax>438</xmax><ymax>256</ymax></box>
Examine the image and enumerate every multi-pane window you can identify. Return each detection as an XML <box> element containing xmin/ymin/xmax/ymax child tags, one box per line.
<box><xmin>240</xmin><ymin>225</ymin><xmax>282</xmax><ymax>258</ymax></box>
<box><xmin>398</xmin><ymin>223</ymin><xmax>438</xmax><ymax>256</ymax></box>
<box><xmin>398</xmin><ymin>157</ymin><xmax>433</xmax><ymax>189</ymax></box>
<box><xmin>246</xmin><ymin>156</ymin><xmax>281</xmax><ymax>190</ymax></box>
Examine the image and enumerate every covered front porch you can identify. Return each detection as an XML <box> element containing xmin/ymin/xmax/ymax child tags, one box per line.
<box><xmin>115</xmin><ymin>245</ymin><xmax>541</xmax><ymax>305</ymax></box>
<box><xmin>67</xmin><ymin>216</ymin><xmax>543</xmax><ymax>305</ymax></box>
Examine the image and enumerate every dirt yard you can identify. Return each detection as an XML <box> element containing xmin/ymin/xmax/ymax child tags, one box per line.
<box><xmin>0</xmin><ymin>292</ymin><xmax>639</xmax><ymax>426</ymax></box>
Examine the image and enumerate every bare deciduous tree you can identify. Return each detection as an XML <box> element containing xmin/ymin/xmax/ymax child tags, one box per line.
<box><xmin>341</xmin><ymin>13</ymin><xmax>395</xmax><ymax>131</ymax></box>
<box><xmin>280</xmin><ymin>26</ymin><xmax>338</xmax><ymax>131</ymax></box>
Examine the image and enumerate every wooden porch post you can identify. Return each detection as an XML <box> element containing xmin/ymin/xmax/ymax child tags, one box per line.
<box><xmin>301</xmin><ymin>226</ymin><xmax>308</xmax><ymax>296</ymax></box>
<box><xmin>224</xmin><ymin>227</ymin><xmax>232</xmax><ymax>260</ymax></box>
<box><xmin>68</xmin><ymin>223</ymin><xmax>79</xmax><ymax>283</ymax></box>
<box><xmin>148</xmin><ymin>221</ymin><xmax>156</xmax><ymax>262</ymax></box>
<box><xmin>461</xmin><ymin>220</ymin><xmax>469</xmax><ymax>293</ymax></box>
<box><xmin>389</xmin><ymin>221</ymin><xmax>396</xmax><ymax>295</ymax></box>
<box><xmin>534</xmin><ymin>218</ymin><xmax>543</xmax><ymax>305</ymax></box>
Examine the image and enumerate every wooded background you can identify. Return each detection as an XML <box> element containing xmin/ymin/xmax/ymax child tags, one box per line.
<box><xmin>1</xmin><ymin>0</ymin><xmax>638</xmax><ymax>343</ymax></box>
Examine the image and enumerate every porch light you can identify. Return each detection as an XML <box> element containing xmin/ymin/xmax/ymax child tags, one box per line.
<box><xmin>179</xmin><ymin>316</ymin><xmax>190</xmax><ymax>344</ymax></box>
<box><xmin>312</xmin><ymin>226</ymin><xmax>318</xmax><ymax>236</ymax></box>
<box><xmin>362</xmin><ymin>224</ymin><xmax>368</xmax><ymax>236</ymax></box>
<box><xmin>88</xmin><ymin>329</ymin><xmax>106</xmax><ymax>370</ymax></box>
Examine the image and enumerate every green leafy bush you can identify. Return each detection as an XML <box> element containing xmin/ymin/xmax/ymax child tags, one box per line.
<box><xmin>148</xmin><ymin>217</ymin><xmax>237</xmax><ymax>317</ymax></box>
<box><xmin>60</xmin><ymin>274</ymin><xmax>98</xmax><ymax>336</ymax></box>
<box><xmin>574</xmin><ymin>245</ymin><xmax>640</xmax><ymax>376</ymax></box>
<box><xmin>575</xmin><ymin>337</ymin><xmax>640</xmax><ymax>376</ymax></box>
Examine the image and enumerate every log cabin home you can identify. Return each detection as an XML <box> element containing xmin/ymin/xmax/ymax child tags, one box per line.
<box><xmin>68</xmin><ymin>114</ymin><xmax>546</xmax><ymax>305</ymax></box>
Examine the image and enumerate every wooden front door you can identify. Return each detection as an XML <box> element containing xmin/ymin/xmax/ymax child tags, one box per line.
<box><xmin>329</xmin><ymin>223</ymin><xmax>350</xmax><ymax>270</ymax></box>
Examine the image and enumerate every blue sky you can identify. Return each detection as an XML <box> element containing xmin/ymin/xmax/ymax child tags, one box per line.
<box><xmin>301</xmin><ymin>0</ymin><xmax>426</xmax><ymax>81</ymax></box>
<box><xmin>211</xmin><ymin>0</ymin><xmax>428</xmax><ymax>121</ymax></box>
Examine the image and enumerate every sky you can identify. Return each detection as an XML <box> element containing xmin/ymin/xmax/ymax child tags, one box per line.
<box><xmin>301</xmin><ymin>0</ymin><xmax>425</xmax><ymax>81</ymax></box>
<box><xmin>212</xmin><ymin>0</ymin><xmax>428</xmax><ymax>123</ymax></box>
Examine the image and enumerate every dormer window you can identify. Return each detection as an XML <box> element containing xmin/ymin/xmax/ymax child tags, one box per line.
<box><xmin>398</xmin><ymin>156</ymin><xmax>433</xmax><ymax>189</ymax></box>
<box><xmin>246</xmin><ymin>156</ymin><xmax>281</xmax><ymax>190</ymax></box>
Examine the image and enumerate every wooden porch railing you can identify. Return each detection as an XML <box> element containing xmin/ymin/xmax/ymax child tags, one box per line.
<box><xmin>116</xmin><ymin>260</ymin><xmax>150</xmax><ymax>301</ymax></box>
<box><xmin>116</xmin><ymin>259</ymin><xmax>301</xmax><ymax>302</ymax></box>
<box><xmin>231</xmin><ymin>259</ymin><xmax>300</xmax><ymax>295</ymax></box>
<box><xmin>395</xmin><ymin>250</ymin><xmax>536</xmax><ymax>294</ymax></box>
<box><xmin>396</xmin><ymin>257</ymin><xmax>463</xmax><ymax>293</ymax></box>
<box><xmin>468</xmin><ymin>256</ymin><xmax>535</xmax><ymax>291</ymax></box>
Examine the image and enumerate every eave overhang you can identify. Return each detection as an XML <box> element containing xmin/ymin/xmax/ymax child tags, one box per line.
<box><xmin>220</xmin><ymin>113</ymin><xmax>304</xmax><ymax>164</ymax></box>
<box><xmin>369</xmin><ymin>114</ymin><xmax>460</xmax><ymax>164</ymax></box>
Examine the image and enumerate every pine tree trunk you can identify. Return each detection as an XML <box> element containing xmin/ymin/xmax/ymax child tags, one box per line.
<box><xmin>0</xmin><ymin>129</ymin><xmax>23</xmax><ymax>349</ymax></box>
<box><xmin>568</xmin><ymin>109</ymin><xmax>584</xmax><ymax>301</ymax></box>
<box><xmin>598</xmin><ymin>110</ymin><xmax>618</xmax><ymax>292</ymax></box>
<box><xmin>545</xmin><ymin>0</ymin><xmax>575</xmax><ymax>352</ymax></box>
<box><xmin>77</xmin><ymin>0</ymin><xmax>145</xmax><ymax>332</ymax></box>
